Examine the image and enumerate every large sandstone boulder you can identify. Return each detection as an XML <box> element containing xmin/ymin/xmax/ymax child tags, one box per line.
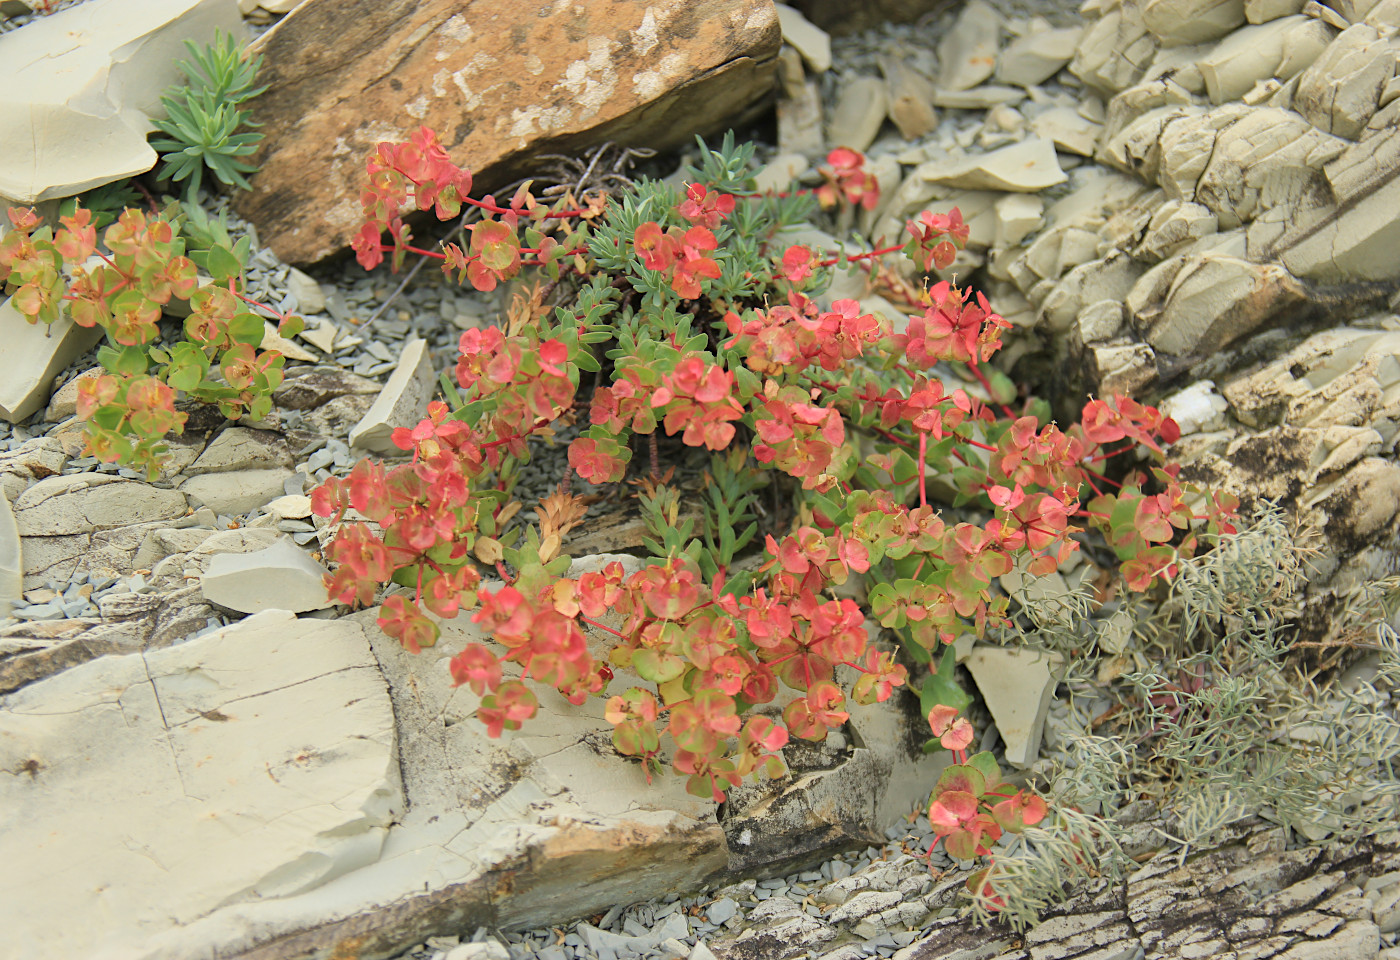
<box><xmin>234</xmin><ymin>0</ymin><xmax>781</xmax><ymax>264</ymax></box>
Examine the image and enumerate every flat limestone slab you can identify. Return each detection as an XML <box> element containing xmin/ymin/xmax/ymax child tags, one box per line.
<box><xmin>0</xmin><ymin>610</ymin><xmax>402</xmax><ymax>960</ymax></box>
<box><xmin>2</xmin><ymin>553</ymin><xmax>948</xmax><ymax>960</ymax></box>
<box><xmin>0</xmin><ymin>0</ymin><xmax>244</xmax><ymax>204</ymax></box>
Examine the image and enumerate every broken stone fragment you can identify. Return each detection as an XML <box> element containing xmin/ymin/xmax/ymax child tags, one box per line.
<box><xmin>298</xmin><ymin>316</ymin><xmax>340</xmax><ymax>354</ymax></box>
<box><xmin>776</xmin><ymin>3</ymin><xmax>831</xmax><ymax>73</ymax></box>
<box><xmin>349</xmin><ymin>338</ymin><xmax>437</xmax><ymax>454</ymax></box>
<box><xmin>0</xmin><ymin>438</ymin><xmax>71</xmax><ymax>503</ymax></box>
<box><xmin>995</xmin><ymin>26</ymin><xmax>1083</xmax><ymax>87</ymax></box>
<box><xmin>234</xmin><ymin>0</ymin><xmax>780</xmax><ymax>263</ymax></box>
<box><xmin>1139</xmin><ymin>252</ymin><xmax>1305</xmax><ymax>356</ymax></box>
<box><xmin>880</xmin><ymin>54</ymin><xmax>939</xmax><ymax>140</ymax></box>
<box><xmin>1136</xmin><ymin>198</ymin><xmax>1219</xmax><ymax>259</ymax></box>
<box><xmin>1076</xmin><ymin>299</ymin><xmax>1126</xmax><ymax>343</ymax></box>
<box><xmin>0</xmin><ymin>492</ymin><xmax>18</xmax><ymax>618</ymax></box>
<box><xmin>13</xmin><ymin>474</ymin><xmax>187</xmax><ymax>537</ymax></box>
<box><xmin>201</xmin><ymin>537</ymin><xmax>331</xmax><ymax>614</ymax></box>
<box><xmin>274</xmin><ymin>365</ymin><xmax>383</xmax><ymax>411</ymax></box>
<box><xmin>930</xmin><ymin>84</ymin><xmax>1027</xmax><ymax>109</ymax></box>
<box><xmin>0</xmin><ymin>0</ymin><xmax>244</xmax><ymax>205</ymax></box>
<box><xmin>0</xmin><ymin>298</ymin><xmax>105</xmax><ymax>424</ymax></box>
<box><xmin>826</xmin><ymin>77</ymin><xmax>887</xmax><ymax>152</ymax></box>
<box><xmin>261</xmin><ymin>321</ymin><xmax>318</xmax><ymax>362</ymax></box>
<box><xmin>920</xmin><ymin>136</ymin><xmax>1067</xmax><ymax>192</ymax></box>
<box><xmin>936</xmin><ymin>0</ymin><xmax>1001</xmax><ymax>91</ymax></box>
<box><xmin>1193</xmin><ymin>106</ymin><xmax>1345</xmax><ymax>228</ymax></box>
<box><xmin>1040</xmin><ymin>253</ymin><xmax>1146</xmax><ymax>332</ymax></box>
<box><xmin>993</xmin><ymin>194</ymin><xmax>1044</xmax><ymax>248</ymax></box>
<box><xmin>284</xmin><ymin>266</ymin><xmax>325</xmax><ymax>314</ymax></box>
<box><xmin>1277</xmin><ymin>162</ymin><xmax>1400</xmax><ymax>282</ymax></box>
<box><xmin>964</xmin><ymin>646</ymin><xmax>1061</xmax><ymax>768</ymax></box>
<box><xmin>778</xmin><ymin>75</ymin><xmax>826</xmax><ymax>155</ymax></box>
<box><xmin>1293</xmin><ymin>23</ymin><xmax>1395</xmax><ymax>139</ymax></box>
<box><xmin>1198</xmin><ymin>15</ymin><xmax>1305</xmax><ymax>103</ymax></box>
<box><xmin>1070</xmin><ymin>4</ymin><xmax>1157</xmax><ymax>94</ymax></box>
<box><xmin>1162</xmin><ymin>379</ymin><xmax>1230</xmax><ymax>434</ymax></box>
<box><xmin>1247</xmin><ymin>0</ymin><xmax>1305</xmax><ymax>19</ymax></box>
<box><xmin>179</xmin><ymin>467</ymin><xmax>296</xmax><ymax>516</ymax></box>
<box><xmin>1143</xmin><ymin>0</ymin><xmax>1248</xmax><ymax>45</ymax></box>
<box><xmin>1088</xmin><ymin>340</ymin><xmax>1160</xmax><ymax>397</ymax></box>
<box><xmin>1029</xmin><ymin>105</ymin><xmax>1104</xmax><ymax>156</ymax></box>
<box><xmin>184</xmin><ymin>427</ymin><xmax>294</xmax><ymax>476</ymax></box>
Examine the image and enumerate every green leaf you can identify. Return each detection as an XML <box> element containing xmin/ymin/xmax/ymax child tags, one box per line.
<box><xmin>935</xmin><ymin>763</ymin><xmax>986</xmax><ymax>799</ymax></box>
<box><xmin>204</xmin><ymin>243</ymin><xmax>242</xmax><ymax>282</ymax></box>
<box><xmin>633</xmin><ymin>649</ymin><xmax>686</xmax><ymax>684</ymax></box>
<box><xmin>966</xmin><ymin>751</ymin><xmax>1001</xmax><ymax>789</ymax></box>
<box><xmin>165</xmin><ymin>343</ymin><xmax>209</xmax><ymax>392</ymax></box>
<box><xmin>438</xmin><ymin>372</ymin><xmax>464</xmax><ymax>408</ymax></box>
<box><xmin>227</xmin><ymin>312</ymin><xmax>264</xmax><ymax>346</ymax></box>
<box><xmin>111</xmin><ymin>346</ymin><xmax>149</xmax><ymax>377</ymax></box>
<box><xmin>573</xmin><ymin>348</ymin><xmax>601</xmax><ymax>373</ymax></box>
<box><xmin>889</xmin><ymin>448</ymin><xmax>919</xmax><ymax>485</ymax></box>
<box><xmin>921</xmin><ymin>644</ymin><xmax>972</xmax><ymax>717</ymax></box>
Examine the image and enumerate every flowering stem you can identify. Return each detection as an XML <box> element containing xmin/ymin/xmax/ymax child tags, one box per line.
<box><xmin>918</xmin><ymin>432</ymin><xmax>928</xmax><ymax>509</ymax></box>
<box><xmin>579</xmin><ymin>615</ymin><xmax>625</xmax><ymax>637</ymax></box>
<box><xmin>966</xmin><ymin>362</ymin><xmax>1017</xmax><ymax>420</ymax></box>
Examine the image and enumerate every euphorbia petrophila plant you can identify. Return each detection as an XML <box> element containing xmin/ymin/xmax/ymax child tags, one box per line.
<box><xmin>312</xmin><ymin>127</ymin><xmax>1239</xmax><ymax>902</ymax></box>
<box><xmin>0</xmin><ymin>203</ymin><xmax>299</xmax><ymax>476</ymax></box>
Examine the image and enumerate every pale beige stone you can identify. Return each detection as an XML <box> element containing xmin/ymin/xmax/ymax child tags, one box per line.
<box><xmin>0</xmin><ymin>491</ymin><xmax>18</xmax><ymax>618</ymax></box>
<box><xmin>1028</xmin><ymin>105</ymin><xmax>1104</xmax><ymax>156</ymax></box>
<box><xmin>993</xmin><ymin>194</ymin><xmax>1044</xmax><ymax>247</ymax></box>
<box><xmin>965</xmin><ymin>646</ymin><xmax>1061</xmax><ymax>768</ymax></box>
<box><xmin>1137</xmin><ymin>199</ymin><xmax>1219</xmax><ymax>259</ymax></box>
<box><xmin>0</xmin><ymin>299</ymin><xmax>104</xmax><ymax>424</ymax></box>
<box><xmin>0</xmin><ymin>0</ymin><xmax>244</xmax><ymax>205</ymax></box>
<box><xmin>996</xmin><ymin>26</ymin><xmax>1083</xmax><ymax>87</ymax></box>
<box><xmin>185</xmin><ymin>427</ymin><xmax>293</xmax><ymax>476</ymax></box>
<box><xmin>920</xmin><ymin>137</ymin><xmax>1066</xmax><ymax>192</ymax></box>
<box><xmin>1199</xmin><ymin>15</ymin><xmax>1308</xmax><ymax>102</ymax></box>
<box><xmin>936</xmin><ymin>0</ymin><xmax>1001</xmax><ymax>91</ymax></box>
<box><xmin>826</xmin><ymin>77</ymin><xmax>886</xmax><ymax>153</ymax></box>
<box><xmin>13</xmin><ymin>474</ymin><xmax>187</xmax><ymax>537</ymax></box>
<box><xmin>1070</xmin><ymin>5</ymin><xmax>1159</xmax><ymax>94</ymax></box>
<box><xmin>349</xmin><ymin>338</ymin><xmax>437</xmax><ymax>454</ymax></box>
<box><xmin>1141</xmin><ymin>253</ymin><xmax>1305</xmax><ymax>355</ymax></box>
<box><xmin>1194</xmin><ymin>106</ymin><xmax>1346</xmax><ymax>227</ymax></box>
<box><xmin>1278</xmin><ymin>18</ymin><xmax>1339</xmax><ymax>79</ymax></box>
<box><xmin>1247</xmin><ymin>0</ymin><xmax>1305</xmax><ymax>20</ymax></box>
<box><xmin>1143</xmin><ymin>0</ymin><xmax>1247</xmax><ymax>44</ymax></box>
<box><xmin>177</xmin><ymin>468</ymin><xmax>292</xmax><ymax>517</ymax></box>
<box><xmin>930</xmin><ymin>85</ymin><xmax>1027</xmax><ymax>109</ymax></box>
<box><xmin>1293</xmin><ymin>23</ymin><xmax>1396</xmax><ymax>138</ymax></box>
<box><xmin>881</xmin><ymin>55</ymin><xmax>938</xmax><ymax>139</ymax></box>
<box><xmin>776</xmin><ymin>3</ymin><xmax>831</xmax><ymax>72</ymax></box>
<box><xmin>0</xmin><ymin>610</ymin><xmax>401</xmax><ymax>960</ymax></box>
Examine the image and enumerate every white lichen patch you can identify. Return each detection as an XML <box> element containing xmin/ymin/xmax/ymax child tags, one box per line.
<box><xmin>404</xmin><ymin>95</ymin><xmax>431</xmax><ymax>120</ymax></box>
<box><xmin>633</xmin><ymin>8</ymin><xmax>660</xmax><ymax>57</ymax></box>
<box><xmin>525</xmin><ymin>54</ymin><xmax>545</xmax><ymax>76</ymax></box>
<box><xmin>743</xmin><ymin>4</ymin><xmax>777</xmax><ymax>30</ymax></box>
<box><xmin>440</xmin><ymin>13</ymin><xmax>473</xmax><ymax>42</ymax></box>
<box><xmin>451</xmin><ymin>69</ymin><xmax>483</xmax><ymax>111</ymax></box>
<box><xmin>633</xmin><ymin>51</ymin><xmax>688</xmax><ymax>101</ymax></box>
<box><xmin>556</xmin><ymin>36</ymin><xmax>618</xmax><ymax>123</ymax></box>
<box><xmin>508</xmin><ymin>104</ymin><xmax>575</xmax><ymax>143</ymax></box>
